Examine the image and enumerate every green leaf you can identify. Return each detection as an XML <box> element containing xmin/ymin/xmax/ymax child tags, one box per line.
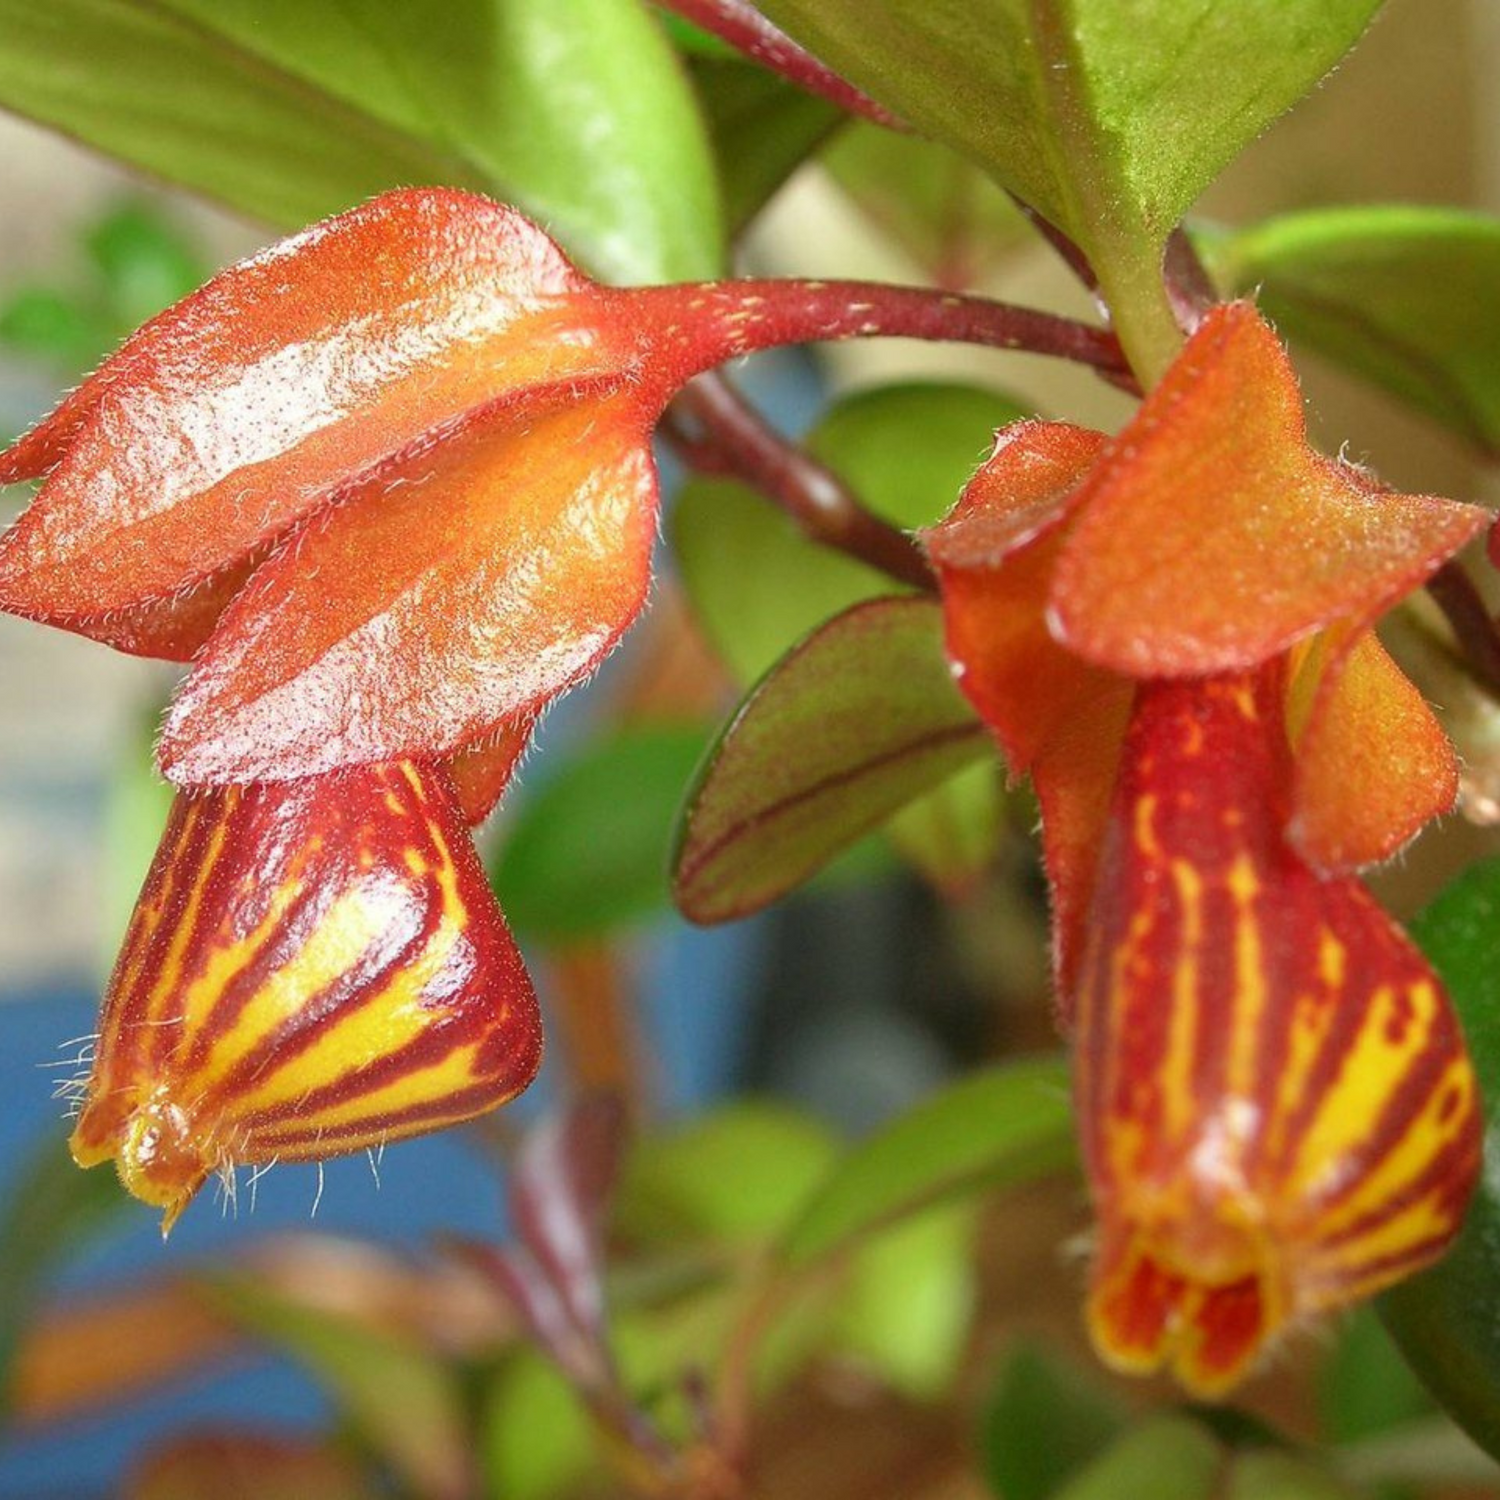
<box><xmin>1318</xmin><ymin>1307</ymin><xmax>1432</xmax><ymax>1446</ymax></box>
<box><xmin>673</xmin><ymin>381</ymin><xmax>1024</xmax><ymax>687</ymax></box>
<box><xmin>490</xmin><ymin>722</ymin><xmax>712</xmax><ymax>944</ymax></box>
<box><xmin>821</xmin><ymin>122</ymin><xmax>1027</xmax><ymax>288</ymax></box>
<box><xmin>883</xmin><ymin>757</ymin><xmax>1004</xmax><ymax>897</ymax></box>
<box><xmin>616</xmin><ymin>1102</ymin><xmax>841</xmax><ymax>1246</ymax></box>
<box><xmin>754</xmin><ymin>0</ymin><xmax>1382</xmax><ymax>370</ymax></box>
<box><xmin>480</xmin><ymin>1351</ymin><xmax>596</xmax><ymax>1500</ymax></box>
<box><xmin>1382</xmin><ymin>856</ymin><xmax>1500</xmax><ymax>1462</ymax></box>
<box><xmin>692</xmin><ymin>57</ymin><xmax>843</xmax><ymax>233</ymax></box>
<box><xmin>0</xmin><ymin>286</ymin><xmax>102</xmax><ymax>372</ymax></box>
<box><xmin>1205</xmin><ymin>206</ymin><xmax>1500</xmax><ymax>455</ymax></box>
<box><xmin>1225</xmin><ymin>1450</ymin><xmax>1360</xmax><ymax>1500</ymax></box>
<box><xmin>830</xmin><ymin>1203</ymin><xmax>976</xmax><ymax>1400</ymax></box>
<box><xmin>672</xmin><ymin>596</ymin><xmax>987</xmax><ymax>923</ymax></box>
<box><xmin>0</xmin><ymin>0</ymin><xmax>721</xmax><ymax>282</ymax></box>
<box><xmin>982</xmin><ymin>1341</ymin><xmax>1126</xmax><ymax>1500</ymax></box>
<box><xmin>208</xmin><ymin>1277</ymin><xmax>471</xmax><ymax>1500</ymax></box>
<box><xmin>1052</xmin><ymin>1415</ymin><xmax>1223</xmax><ymax>1500</ymax></box>
<box><xmin>87</xmin><ymin>201</ymin><xmax>210</xmax><ymax>334</ymax></box>
<box><xmin>0</xmin><ymin>1136</ymin><xmax>133</xmax><ymax>1414</ymax></box>
<box><xmin>777</xmin><ymin>1054</ymin><xmax>1073</xmax><ymax>1267</ymax></box>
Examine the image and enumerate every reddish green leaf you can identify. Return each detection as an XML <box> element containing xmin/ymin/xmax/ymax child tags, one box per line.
<box><xmin>128</xmin><ymin>1432</ymin><xmax>372</xmax><ymax>1500</ymax></box>
<box><xmin>672</xmin><ymin>596</ymin><xmax>987</xmax><ymax>923</ymax></box>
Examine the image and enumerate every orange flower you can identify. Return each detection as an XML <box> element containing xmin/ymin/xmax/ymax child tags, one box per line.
<box><xmin>926</xmin><ymin>303</ymin><xmax>1486</xmax><ymax>1390</ymax></box>
<box><xmin>70</xmin><ymin>760</ymin><xmax>540</xmax><ymax>1231</ymax></box>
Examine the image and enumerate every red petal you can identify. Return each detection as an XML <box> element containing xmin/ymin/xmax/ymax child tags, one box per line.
<box><xmin>1078</xmin><ymin>668</ymin><xmax>1480</xmax><ymax>1394</ymax></box>
<box><xmin>449</xmin><ymin>713</ymin><xmax>537</xmax><ymax>826</ymax></box>
<box><xmin>1050</xmin><ymin>303</ymin><xmax>1486</xmax><ymax>676</ymax></box>
<box><xmin>0</xmin><ymin>188</ymin><xmax>640</xmax><ymax>630</ymax></box>
<box><xmin>1287</xmin><ymin>626</ymin><xmax>1458</xmax><ymax>871</ymax></box>
<box><xmin>70</xmin><ymin>760</ymin><xmax>541</xmax><ymax>1230</ymax></box>
<box><xmin>159</xmin><ymin>382</ymin><xmax>658</xmax><ymax>785</ymax></box>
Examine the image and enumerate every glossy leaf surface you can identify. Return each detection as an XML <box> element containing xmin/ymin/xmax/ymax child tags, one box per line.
<box><xmin>777</xmin><ymin>1055</ymin><xmax>1073</xmax><ymax>1267</ymax></box>
<box><xmin>158</xmin><ymin>384</ymin><xmax>659</xmax><ymax>784</ymax></box>
<box><xmin>672</xmin><ymin>596</ymin><xmax>987</xmax><ymax>924</ymax></box>
<box><xmin>674</xmin><ymin>381</ymin><xmax>1024</xmax><ymax>686</ymax></box>
<box><xmin>1049</xmin><ymin>303</ymin><xmax>1487</xmax><ymax>678</ymax></box>
<box><xmin>71</xmin><ymin>762</ymin><xmax>541</xmax><ymax>1229</ymax></box>
<box><xmin>490</xmin><ymin>723</ymin><xmax>711</xmax><ymax>943</ymax></box>
<box><xmin>0</xmin><ymin>0</ymin><xmax>721</xmax><ymax>282</ymax></box>
<box><xmin>1078</xmin><ymin>671</ymin><xmax>1480</xmax><ymax>1396</ymax></box>
<box><xmin>0</xmin><ymin>190</ymin><xmax>633</xmax><ymax>625</ymax></box>
<box><xmin>1207</xmin><ymin>206</ymin><xmax>1500</xmax><ymax>454</ymax></box>
<box><xmin>755</xmin><ymin>0</ymin><xmax>1380</xmax><ymax>298</ymax></box>
<box><xmin>1383</xmin><ymin>856</ymin><xmax>1500</xmax><ymax>1461</ymax></box>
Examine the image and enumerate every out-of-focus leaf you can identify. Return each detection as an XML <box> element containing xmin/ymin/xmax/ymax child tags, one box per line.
<box><xmin>673</xmin><ymin>382</ymin><xmax>1024</xmax><ymax>687</ymax></box>
<box><xmin>86</xmin><ymin>201</ymin><xmax>210</xmax><ymax>333</ymax></box>
<box><xmin>1382</xmin><ymin>856</ymin><xmax>1500</xmax><ymax>1462</ymax></box>
<box><xmin>1206</xmin><ymin>207</ymin><xmax>1500</xmax><ymax>454</ymax></box>
<box><xmin>822</xmin><ymin>122</ymin><xmax>1027</xmax><ymax>287</ymax></box>
<box><xmin>692</xmin><ymin>57</ymin><xmax>843</xmax><ymax>232</ymax></box>
<box><xmin>777</xmin><ymin>1055</ymin><xmax>1073</xmax><ymax>1267</ymax></box>
<box><xmin>1319</xmin><ymin>1307</ymin><xmax>1432</xmax><ymax>1446</ymax></box>
<box><xmin>491</xmin><ymin>723</ymin><xmax>710</xmax><ymax>944</ymax></box>
<box><xmin>0</xmin><ymin>1135</ymin><xmax>131</xmax><ymax>1413</ymax></box>
<box><xmin>0</xmin><ymin>0</ymin><xmax>722</xmax><ymax>282</ymax></box>
<box><xmin>480</xmin><ymin>1351</ymin><xmax>596</xmax><ymax>1500</ymax></box>
<box><xmin>830</xmin><ymin>1202</ymin><xmax>975</xmax><ymax>1400</ymax></box>
<box><xmin>982</xmin><ymin>1341</ymin><xmax>1126</xmax><ymax>1500</ymax></box>
<box><xmin>1052</xmin><ymin>1415</ymin><xmax>1222</xmax><ymax>1500</ymax></box>
<box><xmin>208</xmin><ymin>1277</ymin><xmax>471</xmax><ymax>1500</ymax></box>
<box><xmin>0</xmin><ymin>287</ymin><xmax>99</xmax><ymax>371</ymax></box>
<box><xmin>1226</xmin><ymin>1450</ymin><xmax>1361</xmax><ymax>1500</ymax></box>
<box><xmin>755</xmin><ymin>0</ymin><xmax>1381</xmax><ymax>335</ymax></box>
<box><xmin>616</xmin><ymin>1102</ymin><xmax>840</xmax><ymax>1246</ymax></box>
<box><xmin>883</xmin><ymin>756</ymin><xmax>1004</xmax><ymax>896</ymax></box>
<box><xmin>128</xmin><ymin>1431</ymin><xmax>372</xmax><ymax>1500</ymax></box>
<box><xmin>672</xmin><ymin>596</ymin><xmax>987</xmax><ymax>923</ymax></box>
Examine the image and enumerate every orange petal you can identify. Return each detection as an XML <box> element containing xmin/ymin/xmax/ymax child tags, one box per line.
<box><xmin>1050</xmin><ymin>303</ymin><xmax>1486</xmax><ymax>676</ymax></box>
<box><xmin>0</xmin><ymin>188</ymin><xmax>639</xmax><ymax>630</ymax></box>
<box><xmin>1077</xmin><ymin>668</ymin><xmax>1481</xmax><ymax>1395</ymax></box>
<box><xmin>449</xmin><ymin>713</ymin><xmax>537</xmax><ymax>826</ymax></box>
<box><xmin>925</xmin><ymin>420</ymin><xmax>1132</xmax><ymax>1004</ymax></box>
<box><xmin>70</xmin><ymin>760</ymin><xmax>541</xmax><ymax>1231</ymax></box>
<box><xmin>924</xmin><ymin>420</ymin><xmax>1112</xmax><ymax>774</ymax></box>
<box><xmin>1287</xmin><ymin>625</ymin><xmax>1458</xmax><ymax>871</ymax></box>
<box><xmin>158</xmin><ymin>382</ymin><xmax>658</xmax><ymax>785</ymax></box>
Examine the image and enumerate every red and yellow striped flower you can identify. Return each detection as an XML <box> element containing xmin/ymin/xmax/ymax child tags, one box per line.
<box><xmin>70</xmin><ymin>761</ymin><xmax>541</xmax><ymax>1231</ymax></box>
<box><xmin>1077</xmin><ymin>669</ymin><xmax>1480</xmax><ymax>1393</ymax></box>
<box><xmin>927</xmin><ymin>304</ymin><xmax>1487</xmax><ymax>1390</ymax></box>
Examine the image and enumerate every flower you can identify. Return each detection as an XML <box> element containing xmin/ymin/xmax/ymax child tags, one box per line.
<box><xmin>925</xmin><ymin>303</ymin><xmax>1487</xmax><ymax>1390</ymax></box>
<box><xmin>69</xmin><ymin>760</ymin><xmax>541</xmax><ymax>1231</ymax></box>
<box><xmin>0</xmin><ymin>188</ymin><xmax>676</xmax><ymax>789</ymax></box>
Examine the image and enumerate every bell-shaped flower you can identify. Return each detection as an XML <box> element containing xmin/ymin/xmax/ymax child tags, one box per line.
<box><xmin>69</xmin><ymin>759</ymin><xmax>541</xmax><ymax>1231</ymax></box>
<box><xmin>1075</xmin><ymin>667</ymin><xmax>1480</xmax><ymax>1394</ymax></box>
<box><xmin>925</xmin><ymin>303</ymin><xmax>1487</xmax><ymax>1391</ymax></box>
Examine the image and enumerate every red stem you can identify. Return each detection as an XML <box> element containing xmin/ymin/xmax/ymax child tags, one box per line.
<box><xmin>666</xmin><ymin>372</ymin><xmax>936</xmax><ymax>590</ymax></box>
<box><xmin>632</xmin><ymin>278</ymin><xmax>1129</xmax><ymax>388</ymax></box>
<box><xmin>1427</xmin><ymin>561</ymin><xmax>1500</xmax><ymax>699</ymax></box>
<box><xmin>659</xmin><ymin>0</ymin><xmax>902</xmax><ymax>128</ymax></box>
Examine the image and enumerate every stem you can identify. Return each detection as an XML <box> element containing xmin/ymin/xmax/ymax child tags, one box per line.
<box><xmin>666</xmin><ymin>373</ymin><xmax>936</xmax><ymax>591</ymax></box>
<box><xmin>658</xmin><ymin>0</ymin><xmax>902</xmax><ymax>128</ymax></box>
<box><xmin>1427</xmin><ymin>560</ymin><xmax>1500</xmax><ymax>699</ymax></box>
<box><xmin>634</xmin><ymin>278</ymin><xmax>1130</xmax><ymax>388</ymax></box>
<box><xmin>1091</xmin><ymin>242</ymin><xmax>1185</xmax><ymax>388</ymax></box>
